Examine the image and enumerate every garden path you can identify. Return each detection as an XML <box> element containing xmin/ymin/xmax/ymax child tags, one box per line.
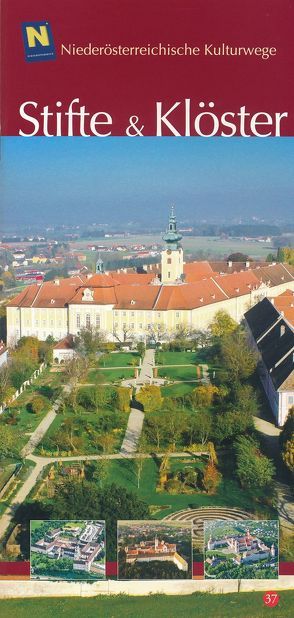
<box><xmin>120</xmin><ymin>349</ymin><xmax>155</xmax><ymax>454</ymax></box>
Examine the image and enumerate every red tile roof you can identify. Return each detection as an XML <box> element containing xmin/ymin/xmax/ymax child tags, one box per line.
<box><xmin>271</xmin><ymin>289</ymin><xmax>294</xmax><ymax>326</ymax></box>
<box><xmin>6</xmin><ymin>263</ymin><xmax>294</xmax><ymax>312</ymax></box>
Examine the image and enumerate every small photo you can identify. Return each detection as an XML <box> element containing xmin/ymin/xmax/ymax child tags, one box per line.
<box><xmin>30</xmin><ymin>520</ymin><xmax>106</xmax><ymax>580</ymax></box>
<box><xmin>118</xmin><ymin>520</ymin><xmax>192</xmax><ymax>580</ymax></box>
<box><xmin>204</xmin><ymin>519</ymin><xmax>279</xmax><ymax>579</ymax></box>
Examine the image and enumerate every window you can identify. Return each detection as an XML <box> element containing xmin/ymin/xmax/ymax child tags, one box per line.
<box><xmin>288</xmin><ymin>396</ymin><xmax>294</xmax><ymax>405</ymax></box>
<box><xmin>123</xmin><ymin>322</ymin><xmax>127</xmax><ymax>328</ymax></box>
<box><xmin>131</xmin><ymin>311</ymin><xmax>135</xmax><ymax>317</ymax></box>
<box><xmin>176</xmin><ymin>324</ymin><xmax>180</xmax><ymax>330</ymax></box>
<box><xmin>176</xmin><ymin>312</ymin><xmax>180</xmax><ymax>318</ymax></box>
<box><xmin>50</xmin><ymin>320</ymin><xmax>54</xmax><ymax>326</ymax></box>
<box><xmin>35</xmin><ymin>320</ymin><xmax>39</xmax><ymax>326</ymax></box>
<box><xmin>130</xmin><ymin>323</ymin><xmax>134</xmax><ymax>329</ymax></box>
<box><xmin>157</xmin><ymin>312</ymin><xmax>161</xmax><ymax>318</ymax></box>
<box><xmin>96</xmin><ymin>314</ymin><xmax>101</xmax><ymax>328</ymax></box>
<box><xmin>42</xmin><ymin>320</ymin><xmax>46</xmax><ymax>326</ymax></box>
<box><xmin>86</xmin><ymin>314</ymin><xmax>91</xmax><ymax>328</ymax></box>
<box><xmin>114</xmin><ymin>322</ymin><xmax>118</xmax><ymax>328</ymax></box>
<box><xmin>123</xmin><ymin>311</ymin><xmax>126</xmax><ymax>317</ymax></box>
<box><xmin>147</xmin><ymin>324</ymin><xmax>151</xmax><ymax>330</ymax></box>
<box><xmin>139</xmin><ymin>323</ymin><xmax>143</xmax><ymax>329</ymax></box>
<box><xmin>76</xmin><ymin>314</ymin><xmax>81</xmax><ymax>328</ymax></box>
<box><xmin>167</xmin><ymin>258</ymin><xmax>171</xmax><ymax>264</ymax></box>
<box><xmin>114</xmin><ymin>311</ymin><xmax>118</xmax><ymax>316</ymax></box>
<box><xmin>168</xmin><ymin>271</ymin><xmax>171</xmax><ymax>278</ymax></box>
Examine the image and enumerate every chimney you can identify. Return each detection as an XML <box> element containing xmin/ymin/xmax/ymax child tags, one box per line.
<box><xmin>245</xmin><ymin>261</ymin><xmax>250</xmax><ymax>268</ymax></box>
<box><xmin>227</xmin><ymin>260</ymin><xmax>232</xmax><ymax>268</ymax></box>
<box><xmin>54</xmin><ymin>279</ymin><xmax>60</xmax><ymax>286</ymax></box>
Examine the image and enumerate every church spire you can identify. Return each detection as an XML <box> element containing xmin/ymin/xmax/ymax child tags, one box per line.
<box><xmin>96</xmin><ymin>254</ymin><xmax>104</xmax><ymax>274</ymax></box>
<box><xmin>162</xmin><ymin>206</ymin><xmax>182</xmax><ymax>250</ymax></box>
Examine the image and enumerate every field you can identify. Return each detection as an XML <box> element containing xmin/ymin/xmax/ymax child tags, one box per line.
<box><xmin>1</xmin><ymin>591</ymin><xmax>293</xmax><ymax>618</ymax></box>
<box><xmin>69</xmin><ymin>234</ymin><xmax>275</xmax><ymax>259</ymax></box>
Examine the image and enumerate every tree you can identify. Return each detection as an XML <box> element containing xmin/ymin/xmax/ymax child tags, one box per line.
<box><xmin>235</xmin><ymin>435</ymin><xmax>275</xmax><ymax>489</ymax></box>
<box><xmin>15</xmin><ymin>336</ymin><xmax>40</xmax><ymax>365</ymax></box>
<box><xmin>63</xmin><ymin>357</ymin><xmax>88</xmax><ymax>411</ymax></box>
<box><xmin>9</xmin><ymin>358</ymin><xmax>36</xmax><ymax>390</ymax></box>
<box><xmin>116</xmin><ymin>386</ymin><xmax>131</xmax><ymax>412</ymax></box>
<box><xmin>280</xmin><ymin>407</ymin><xmax>294</xmax><ymax>473</ymax></box>
<box><xmin>144</xmin><ymin>414</ymin><xmax>168</xmax><ymax>449</ymax></box>
<box><xmin>97</xmin><ymin>432</ymin><xmax>116</xmax><ymax>455</ymax></box>
<box><xmin>30</xmin><ymin>394</ymin><xmax>47</xmax><ymax>415</ymax></box>
<box><xmin>0</xmin><ymin>365</ymin><xmax>14</xmax><ymax>404</ymax></box>
<box><xmin>220</xmin><ymin>330</ymin><xmax>257</xmax><ymax>382</ymax></box>
<box><xmin>137</xmin><ymin>341</ymin><xmax>145</xmax><ymax>358</ymax></box>
<box><xmin>186</xmin><ymin>409</ymin><xmax>212</xmax><ymax>445</ymax></box>
<box><xmin>209</xmin><ymin>311</ymin><xmax>237</xmax><ymax>339</ymax></box>
<box><xmin>203</xmin><ymin>461</ymin><xmax>221</xmax><ymax>494</ymax></box>
<box><xmin>75</xmin><ymin>326</ymin><xmax>107</xmax><ymax>358</ymax></box>
<box><xmin>227</xmin><ymin>252</ymin><xmax>249</xmax><ymax>262</ymax></box>
<box><xmin>168</xmin><ymin>325</ymin><xmax>194</xmax><ymax>351</ymax></box>
<box><xmin>189</xmin><ymin>384</ymin><xmax>218</xmax><ymax>408</ymax></box>
<box><xmin>166</xmin><ymin>410</ymin><xmax>187</xmax><ymax>450</ymax></box>
<box><xmin>113</xmin><ymin>325</ymin><xmax>134</xmax><ymax>344</ymax></box>
<box><xmin>213</xmin><ymin>409</ymin><xmax>254</xmax><ymax>443</ymax></box>
<box><xmin>0</xmin><ymin>424</ymin><xmax>20</xmax><ymax>458</ymax></box>
<box><xmin>136</xmin><ymin>384</ymin><xmax>163</xmax><ymax>413</ymax></box>
<box><xmin>146</xmin><ymin>323</ymin><xmax>168</xmax><ymax>345</ymax></box>
<box><xmin>134</xmin><ymin>439</ymin><xmax>146</xmax><ymax>489</ymax></box>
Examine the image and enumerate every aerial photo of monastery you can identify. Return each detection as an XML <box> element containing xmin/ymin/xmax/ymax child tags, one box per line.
<box><xmin>30</xmin><ymin>520</ymin><xmax>106</xmax><ymax>580</ymax></box>
<box><xmin>118</xmin><ymin>520</ymin><xmax>192</xmax><ymax>579</ymax></box>
<box><xmin>204</xmin><ymin>520</ymin><xmax>279</xmax><ymax>579</ymax></box>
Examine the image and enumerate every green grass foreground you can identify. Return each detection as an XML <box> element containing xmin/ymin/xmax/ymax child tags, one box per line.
<box><xmin>1</xmin><ymin>591</ymin><xmax>293</xmax><ymax>618</ymax></box>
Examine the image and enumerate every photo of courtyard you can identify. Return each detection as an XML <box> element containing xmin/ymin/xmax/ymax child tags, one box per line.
<box><xmin>30</xmin><ymin>520</ymin><xmax>105</xmax><ymax>580</ymax></box>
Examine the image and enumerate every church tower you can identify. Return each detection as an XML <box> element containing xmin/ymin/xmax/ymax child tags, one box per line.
<box><xmin>161</xmin><ymin>207</ymin><xmax>184</xmax><ymax>284</ymax></box>
<box><xmin>96</xmin><ymin>254</ymin><xmax>104</xmax><ymax>274</ymax></box>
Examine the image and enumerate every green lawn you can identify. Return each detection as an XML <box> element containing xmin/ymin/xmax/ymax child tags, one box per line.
<box><xmin>1</xmin><ymin>591</ymin><xmax>292</xmax><ymax>618</ymax></box>
<box><xmin>161</xmin><ymin>383</ymin><xmax>196</xmax><ymax>397</ymax></box>
<box><xmin>87</xmin><ymin>368</ymin><xmax>136</xmax><ymax>383</ymax></box>
<box><xmin>156</xmin><ymin>351</ymin><xmax>199</xmax><ymax>365</ymax></box>
<box><xmin>102</xmin><ymin>457</ymin><xmax>273</xmax><ymax>519</ymax></box>
<box><xmin>158</xmin><ymin>365</ymin><xmax>201</xmax><ymax>382</ymax></box>
<box><xmin>99</xmin><ymin>352</ymin><xmax>140</xmax><ymax>367</ymax></box>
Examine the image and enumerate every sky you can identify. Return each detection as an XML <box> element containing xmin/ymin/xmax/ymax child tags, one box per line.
<box><xmin>1</xmin><ymin>137</ymin><xmax>294</xmax><ymax>227</ymax></box>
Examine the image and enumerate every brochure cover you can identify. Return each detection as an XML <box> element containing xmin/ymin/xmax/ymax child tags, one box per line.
<box><xmin>0</xmin><ymin>1</ymin><xmax>293</xmax><ymax>616</ymax></box>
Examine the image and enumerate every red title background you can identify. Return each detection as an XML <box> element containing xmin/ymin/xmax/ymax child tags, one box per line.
<box><xmin>1</xmin><ymin>0</ymin><xmax>294</xmax><ymax>136</ymax></box>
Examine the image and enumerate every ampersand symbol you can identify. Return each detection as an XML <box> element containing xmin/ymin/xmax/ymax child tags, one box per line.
<box><xmin>126</xmin><ymin>115</ymin><xmax>144</xmax><ymax>136</ymax></box>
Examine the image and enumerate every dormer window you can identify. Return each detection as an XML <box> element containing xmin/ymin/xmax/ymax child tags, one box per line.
<box><xmin>50</xmin><ymin>299</ymin><xmax>55</xmax><ymax>304</ymax></box>
<box><xmin>280</xmin><ymin>324</ymin><xmax>286</xmax><ymax>337</ymax></box>
<box><xmin>130</xmin><ymin>299</ymin><xmax>136</xmax><ymax>305</ymax></box>
<box><xmin>82</xmin><ymin>288</ymin><xmax>94</xmax><ymax>302</ymax></box>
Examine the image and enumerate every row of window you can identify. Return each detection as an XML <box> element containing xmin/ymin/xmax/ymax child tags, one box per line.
<box><xmin>113</xmin><ymin>322</ymin><xmax>182</xmax><ymax>331</ymax></box>
<box><xmin>113</xmin><ymin>311</ymin><xmax>181</xmax><ymax>318</ymax></box>
<box><xmin>76</xmin><ymin>314</ymin><xmax>101</xmax><ymax>328</ymax></box>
